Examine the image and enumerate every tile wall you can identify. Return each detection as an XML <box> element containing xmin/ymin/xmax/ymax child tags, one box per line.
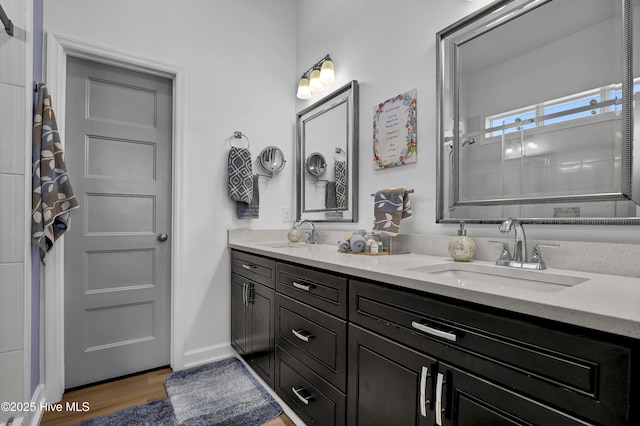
<box><xmin>0</xmin><ymin>0</ymin><xmax>28</xmax><ymax>423</ymax></box>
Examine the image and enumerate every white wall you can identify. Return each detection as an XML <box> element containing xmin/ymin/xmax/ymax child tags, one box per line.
<box><xmin>43</xmin><ymin>0</ymin><xmax>297</xmax><ymax>367</ymax></box>
<box><xmin>296</xmin><ymin>0</ymin><xmax>640</xmax><ymax>244</ymax></box>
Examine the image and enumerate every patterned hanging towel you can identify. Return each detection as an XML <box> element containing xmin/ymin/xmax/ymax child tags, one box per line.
<box><xmin>227</xmin><ymin>146</ymin><xmax>253</xmax><ymax>204</ymax></box>
<box><xmin>32</xmin><ymin>83</ymin><xmax>79</xmax><ymax>261</ymax></box>
<box><xmin>372</xmin><ymin>187</ymin><xmax>412</xmax><ymax>236</ymax></box>
<box><xmin>335</xmin><ymin>160</ymin><xmax>347</xmax><ymax>209</ymax></box>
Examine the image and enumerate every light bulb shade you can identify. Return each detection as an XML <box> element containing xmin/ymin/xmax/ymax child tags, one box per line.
<box><xmin>309</xmin><ymin>69</ymin><xmax>324</xmax><ymax>92</ymax></box>
<box><xmin>296</xmin><ymin>77</ymin><xmax>311</xmax><ymax>99</ymax></box>
<box><xmin>319</xmin><ymin>59</ymin><xmax>335</xmax><ymax>84</ymax></box>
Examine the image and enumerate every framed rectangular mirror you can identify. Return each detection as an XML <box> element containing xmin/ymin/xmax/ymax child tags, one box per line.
<box><xmin>296</xmin><ymin>80</ymin><xmax>359</xmax><ymax>222</ymax></box>
<box><xmin>436</xmin><ymin>0</ymin><xmax>640</xmax><ymax>224</ymax></box>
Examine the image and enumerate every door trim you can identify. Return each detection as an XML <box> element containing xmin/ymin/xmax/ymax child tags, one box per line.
<box><xmin>43</xmin><ymin>33</ymin><xmax>186</xmax><ymax>402</ymax></box>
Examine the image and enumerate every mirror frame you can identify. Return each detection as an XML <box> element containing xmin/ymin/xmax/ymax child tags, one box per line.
<box><xmin>436</xmin><ymin>0</ymin><xmax>639</xmax><ymax>224</ymax></box>
<box><xmin>296</xmin><ymin>80</ymin><xmax>359</xmax><ymax>222</ymax></box>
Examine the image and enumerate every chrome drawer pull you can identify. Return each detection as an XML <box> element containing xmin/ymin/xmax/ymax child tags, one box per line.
<box><xmin>292</xmin><ymin>281</ymin><xmax>311</xmax><ymax>291</ymax></box>
<box><xmin>291</xmin><ymin>329</ymin><xmax>313</xmax><ymax>342</ymax></box>
<box><xmin>411</xmin><ymin>321</ymin><xmax>457</xmax><ymax>342</ymax></box>
<box><xmin>291</xmin><ymin>387</ymin><xmax>312</xmax><ymax>405</ymax></box>
<box><xmin>241</xmin><ymin>263</ymin><xmax>255</xmax><ymax>270</ymax></box>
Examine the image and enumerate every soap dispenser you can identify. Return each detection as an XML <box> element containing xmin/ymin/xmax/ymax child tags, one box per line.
<box><xmin>448</xmin><ymin>221</ymin><xmax>476</xmax><ymax>262</ymax></box>
<box><xmin>287</xmin><ymin>222</ymin><xmax>302</xmax><ymax>243</ymax></box>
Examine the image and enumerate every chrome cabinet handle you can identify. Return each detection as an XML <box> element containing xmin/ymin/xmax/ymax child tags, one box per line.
<box><xmin>420</xmin><ymin>366</ymin><xmax>430</xmax><ymax>417</ymax></box>
<box><xmin>291</xmin><ymin>387</ymin><xmax>312</xmax><ymax>405</ymax></box>
<box><xmin>241</xmin><ymin>263</ymin><xmax>255</xmax><ymax>270</ymax></box>
<box><xmin>411</xmin><ymin>321</ymin><xmax>457</xmax><ymax>342</ymax></box>
<box><xmin>291</xmin><ymin>329</ymin><xmax>313</xmax><ymax>342</ymax></box>
<box><xmin>435</xmin><ymin>372</ymin><xmax>444</xmax><ymax>426</ymax></box>
<box><xmin>292</xmin><ymin>281</ymin><xmax>311</xmax><ymax>291</ymax></box>
<box><xmin>242</xmin><ymin>283</ymin><xmax>247</xmax><ymax>306</ymax></box>
<box><xmin>156</xmin><ymin>233</ymin><xmax>169</xmax><ymax>242</ymax></box>
<box><xmin>242</xmin><ymin>283</ymin><xmax>253</xmax><ymax>305</ymax></box>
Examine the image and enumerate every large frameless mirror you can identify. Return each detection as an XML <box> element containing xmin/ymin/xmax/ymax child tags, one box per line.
<box><xmin>436</xmin><ymin>0</ymin><xmax>640</xmax><ymax>224</ymax></box>
<box><xmin>296</xmin><ymin>80</ymin><xmax>359</xmax><ymax>222</ymax></box>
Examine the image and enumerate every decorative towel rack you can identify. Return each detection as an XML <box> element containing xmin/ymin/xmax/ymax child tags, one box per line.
<box><xmin>0</xmin><ymin>2</ymin><xmax>13</xmax><ymax>36</ymax></box>
<box><xmin>229</xmin><ymin>131</ymin><xmax>250</xmax><ymax>149</ymax></box>
<box><xmin>370</xmin><ymin>188</ymin><xmax>414</xmax><ymax>196</ymax></box>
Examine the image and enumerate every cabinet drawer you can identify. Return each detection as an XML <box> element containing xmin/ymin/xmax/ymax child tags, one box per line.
<box><xmin>276</xmin><ymin>294</ymin><xmax>347</xmax><ymax>392</ymax></box>
<box><xmin>231</xmin><ymin>250</ymin><xmax>276</xmax><ymax>288</ymax></box>
<box><xmin>276</xmin><ymin>262</ymin><xmax>347</xmax><ymax>319</ymax></box>
<box><xmin>350</xmin><ymin>280</ymin><xmax>632</xmax><ymax>426</ymax></box>
<box><xmin>276</xmin><ymin>345</ymin><xmax>346</xmax><ymax>426</ymax></box>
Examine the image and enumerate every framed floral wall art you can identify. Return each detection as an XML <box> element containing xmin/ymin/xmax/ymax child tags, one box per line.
<box><xmin>373</xmin><ymin>89</ymin><xmax>417</xmax><ymax>169</ymax></box>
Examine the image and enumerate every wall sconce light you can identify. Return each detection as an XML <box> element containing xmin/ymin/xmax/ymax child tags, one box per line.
<box><xmin>296</xmin><ymin>54</ymin><xmax>335</xmax><ymax>99</ymax></box>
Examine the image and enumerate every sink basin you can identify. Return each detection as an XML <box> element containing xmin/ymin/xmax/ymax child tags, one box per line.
<box><xmin>407</xmin><ymin>263</ymin><xmax>588</xmax><ymax>293</ymax></box>
<box><xmin>259</xmin><ymin>242</ymin><xmax>312</xmax><ymax>249</ymax></box>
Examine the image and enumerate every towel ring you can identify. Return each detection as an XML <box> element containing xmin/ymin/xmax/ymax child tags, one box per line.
<box><xmin>230</xmin><ymin>131</ymin><xmax>250</xmax><ymax>149</ymax></box>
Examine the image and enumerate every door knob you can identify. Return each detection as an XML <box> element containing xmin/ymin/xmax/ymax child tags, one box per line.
<box><xmin>157</xmin><ymin>233</ymin><xmax>169</xmax><ymax>242</ymax></box>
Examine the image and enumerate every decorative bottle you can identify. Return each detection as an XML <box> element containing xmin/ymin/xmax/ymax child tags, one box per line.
<box><xmin>448</xmin><ymin>221</ymin><xmax>476</xmax><ymax>262</ymax></box>
<box><xmin>287</xmin><ymin>222</ymin><xmax>302</xmax><ymax>243</ymax></box>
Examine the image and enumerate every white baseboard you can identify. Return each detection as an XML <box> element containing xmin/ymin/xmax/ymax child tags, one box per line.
<box><xmin>15</xmin><ymin>383</ymin><xmax>45</xmax><ymax>426</ymax></box>
<box><xmin>180</xmin><ymin>342</ymin><xmax>235</xmax><ymax>370</ymax></box>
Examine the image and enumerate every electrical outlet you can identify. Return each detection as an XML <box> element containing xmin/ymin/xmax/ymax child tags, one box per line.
<box><xmin>282</xmin><ymin>207</ymin><xmax>292</xmax><ymax>223</ymax></box>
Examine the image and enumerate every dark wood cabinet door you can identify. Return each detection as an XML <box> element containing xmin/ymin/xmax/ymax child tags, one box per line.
<box><xmin>230</xmin><ymin>273</ymin><xmax>249</xmax><ymax>355</ymax></box>
<box><xmin>348</xmin><ymin>324</ymin><xmax>436</xmax><ymax>426</ymax></box>
<box><xmin>231</xmin><ymin>272</ymin><xmax>275</xmax><ymax>387</ymax></box>
<box><xmin>439</xmin><ymin>362</ymin><xmax>593</xmax><ymax>426</ymax></box>
<box><xmin>248</xmin><ymin>280</ymin><xmax>275</xmax><ymax>388</ymax></box>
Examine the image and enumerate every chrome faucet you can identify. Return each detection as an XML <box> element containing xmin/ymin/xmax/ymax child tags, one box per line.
<box><xmin>298</xmin><ymin>220</ymin><xmax>317</xmax><ymax>244</ymax></box>
<box><xmin>499</xmin><ymin>217</ymin><xmax>527</xmax><ymax>262</ymax></box>
<box><xmin>492</xmin><ymin>218</ymin><xmax>559</xmax><ymax>270</ymax></box>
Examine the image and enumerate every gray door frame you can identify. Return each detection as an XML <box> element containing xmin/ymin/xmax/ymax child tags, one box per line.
<box><xmin>43</xmin><ymin>33</ymin><xmax>186</xmax><ymax>402</ymax></box>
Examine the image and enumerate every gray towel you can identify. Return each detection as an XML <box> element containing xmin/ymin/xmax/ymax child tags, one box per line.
<box><xmin>326</xmin><ymin>181</ymin><xmax>337</xmax><ymax>209</ymax></box>
<box><xmin>236</xmin><ymin>175</ymin><xmax>259</xmax><ymax>219</ymax></box>
<box><xmin>373</xmin><ymin>187</ymin><xmax>413</xmax><ymax>236</ymax></box>
<box><xmin>227</xmin><ymin>147</ymin><xmax>253</xmax><ymax>203</ymax></box>
<box><xmin>32</xmin><ymin>83</ymin><xmax>79</xmax><ymax>261</ymax></box>
<box><xmin>335</xmin><ymin>160</ymin><xmax>347</xmax><ymax>209</ymax></box>
<box><xmin>350</xmin><ymin>234</ymin><xmax>367</xmax><ymax>252</ymax></box>
<box><xmin>338</xmin><ymin>240</ymin><xmax>350</xmax><ymax>251</ymax></box>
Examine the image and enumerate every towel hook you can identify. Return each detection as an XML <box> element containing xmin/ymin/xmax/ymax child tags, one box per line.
<box><xmin>230</xmin><ymin>131</ymin><xmax>250</xmax><ymax>149</ymax></box>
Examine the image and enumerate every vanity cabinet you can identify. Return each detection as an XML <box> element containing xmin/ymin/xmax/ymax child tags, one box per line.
<box><xmin>230</xmin><ymin>249</ymin><xmax>637</xmax><ymax>425</ymax></box>
<box><xmin>230</xmin><ymin>251</ymin><xmax>276</xmax><ymax>387</ymax></box>
<box><xmin>349</xmin><ymin>279</ymin><xmax>633</xmax><ymax>426</ymax></box>
<box><xmin>274</xmin><ymin>262</ymin><xmax>348</xmax><ymax>426</ymax></box>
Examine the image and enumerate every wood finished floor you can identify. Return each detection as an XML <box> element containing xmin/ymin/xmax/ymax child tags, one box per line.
<box><xmin>40</xmin><ymin>367</ymin><xmax>294</xmax><ymax>426</ymax></box>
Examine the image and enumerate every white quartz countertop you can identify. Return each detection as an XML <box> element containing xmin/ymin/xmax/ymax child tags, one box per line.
<box><xmin>228</xmin><ymin>236</ymin><xmax>640</xmax><ymax>340</ymax></box>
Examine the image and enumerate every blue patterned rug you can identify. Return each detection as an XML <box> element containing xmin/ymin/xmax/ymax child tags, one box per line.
<box><xmin>165</xmin><ymin>357</ymin><xmax>282</xmax><ymax>426</ymax></box>
<box><xmin>73</xmin><ymin>357</ymin><xmax>282</xmax><ymax>426</ymax></box>
<box><xmin>73</xmin><ymin>398</ymin><xmax>176</xmax><ymax>425</ymax></box>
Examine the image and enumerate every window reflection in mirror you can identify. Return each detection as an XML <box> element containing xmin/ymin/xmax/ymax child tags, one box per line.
<box><xmin>296</xmin><ymin>81</ymin><xmax>359</xmax><ymax>222</ymax></box>
<box><xmin>436</xmin><ymin>0</ymin><xmax>640</xmax><ymax>224</ymax></box>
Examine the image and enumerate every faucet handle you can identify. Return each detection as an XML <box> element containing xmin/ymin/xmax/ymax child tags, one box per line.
<box><xmin>529</xmin><ymin>243</ymin><xmax>559</xmax><ymax>270</ymax></box>
<box><xmin>488</xmin><ymin>240</ymin><xmax>511</xmax><ymax>265</ymax></box>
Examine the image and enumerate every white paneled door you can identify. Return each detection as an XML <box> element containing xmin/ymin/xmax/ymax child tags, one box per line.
<box><xmin>63</xmin><ymin>56</ymin><xmax>173</xmax><ymax>388</ymax></box>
